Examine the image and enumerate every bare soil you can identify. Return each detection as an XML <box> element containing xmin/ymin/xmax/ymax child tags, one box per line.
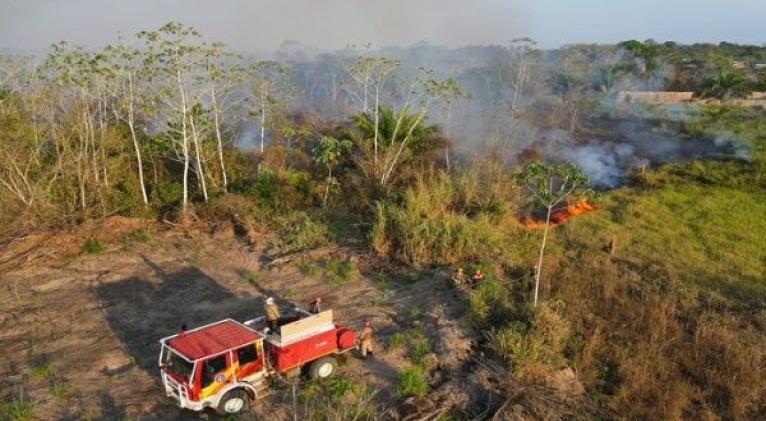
<box><xmin>0</xmin><ymin>218</ymin><xmax>487</xmax><ymax>420</ymax></box>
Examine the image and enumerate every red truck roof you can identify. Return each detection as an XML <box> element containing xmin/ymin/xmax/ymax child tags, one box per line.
<box><xmin>167</xmin><ymin>319</ymin><xmax>263</xmax><ymax>361</ymax></box>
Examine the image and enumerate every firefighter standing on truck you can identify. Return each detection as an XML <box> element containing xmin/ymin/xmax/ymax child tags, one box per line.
<box><xmin>310</xmin><ymin>297</ymin><xmax>322</xmax><ymax>314</ymax></box>
<box><xmin>359</xmin><ymin>321</ymin><xmax>375</xmax><ymax>359</ymax></box>
<box><xmin>264</xmin><ymin>297</ymin><xmax>280</xmax><ymax>331</ymax></box>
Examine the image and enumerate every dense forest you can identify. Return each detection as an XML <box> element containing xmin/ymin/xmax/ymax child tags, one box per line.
<box><xmin>2</xmin><ymin>22</ymin><xmax>766</xmax><ymax>420</ymax></box>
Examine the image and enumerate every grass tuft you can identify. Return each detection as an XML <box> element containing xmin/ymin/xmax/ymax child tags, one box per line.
<box><xmin>80</xmin><ymin>238</ymin><xmax>104</xmax><ymax>255</ymax></box>
<box><xmin>245</xmin><ymin>271</ymin><xmax>261</xmax><ymax>286</ymax></box>
<box><xmin>51</xmin><ymin>382</ymin><xmax>75</xmax><ymax>400</ymax></box>
<box><xmin>388</xmin><ymin>332</ymin><xmax>406</xmax><ymax>349</ymax></box>
<box><xmin>325</xmin><ymin>258</ymin><xmax>357</xmax><ymax>286</ymax></box>
<box><xmin>0</xmin><ymin>394</ymin><xmax>35</xmax><ymax>421</ymax></box>
<box><xmin>29</xmin><ymin>357</ymin><xmax>53</xmax><ymax>380</ymax></box>
<box><xmin>396</xmin><ymin>366</ymin><xmax>429</xmax><ymax>399</ymax></box>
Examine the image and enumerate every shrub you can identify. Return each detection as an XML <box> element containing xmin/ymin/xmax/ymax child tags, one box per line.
<box><xmin>388</xmin><ymin>332</ymin><xmax>406</xmax><ymax>349</ymax></box>
<box><xmin>125</xmin><ymin>229</ymin><xmax>152</xmax><ymax>243</ymax></box>
<box><xmin>370</xmin><ymin>297</ymin><xmax>388</xmax><ymax>307</ymax></box>
<box><xmin>275</xmin><ymin>212</ymin><xmax>329</xmax><ymax>255</ymax></box>
<box><xmin>373</xmin><ymin>272</ymin><xmax>391</xmax><ymax>290</ymax></box>
<box><xmin>371</xmin><ymin>170</ymin><xmax>528</xmax><ymax>266</ymax></box>
<box><xmin>152</xmin><ymin>180</ymin><xmax>183</xmax><ymax>207</ymax></box>
<box><xmin>301</xmin><ymin>376</ymin><xmax>378</xmax><ymax>421</ymax></box>
<box><xmin>245</xmin><ymin>271</ymin><xmax>261</xmax><ymax>286</ymax></box>
<box><xmin>468</xmin><ymin>276</ymin><xmax>524</xmax><ymax>327</ymax></box>
<box><xmin>409</xmin><ymin>337</ymin><xmax>432</xmax><ymax>364</ymax></box>
<box><xmin>396</xmin><ymin>366</ymin><xmax>429</xmax><ymax>399</ymax></box>
<box><xmin>297</xmin><ymin>260</ymin><xmax>322</xmax><ymax>277</ymax></box>
<box><xmin>51</xmin><ymin>382</ymin><xmax>75</xmax><ymax>400</ymax></box>
<box><xmin>29</xmin><ymin>357</ymin><xmax>53</xmax><ymax>380</ymax></box>
<box><xmin>487</xmin><ymin>305</ymin><xmax>571</xmax><ymax>378</ymax></box>
<box><xmin>235</xmin><ymin>168</ymin><xmax>314</xmax><ymax>211</ymax></box>
<box><xmin>80</xmin><ymin>238</ymin><xmax>104</xmax><ymax>255</ymax></box>
<box><xmin>325</xmin><ymin>258</ymin><xmax>357</xmax><ymax>286</ymax></box>
<box><xmin>488</xmin><ymin>323</ymin><xmax>542</xmax><ymax>363</ymax></box>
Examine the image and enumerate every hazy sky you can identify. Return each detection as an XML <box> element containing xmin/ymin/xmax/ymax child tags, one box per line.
<box><xmin>1</xmin><ymin>0</ymin><xmax>764</xmax><ymax>52</ymax></box>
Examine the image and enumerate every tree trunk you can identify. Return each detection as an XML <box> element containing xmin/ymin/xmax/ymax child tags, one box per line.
<box><xmin>127</xmin><ymin>73</ymin><xmax>148</xmax><ymax>205</ymax></box>
<box><xmin>373</xmin><ymin>84</ymin><xmax>380</xmax><ymax>174</ymax></box>
<box><xmin>99</xmin><ymin>95</ymin><xmax>109</xmax><ymax>188</ymax></box>
<box><xmin>323</xmin><ymin>166</ymin><xmax>332</xmax><ymax>208</ymax></box>
<box><xmin>569</xmin><ymin>102</ymin><xmax>579</xmax><ymax>135</ymax></box>
<box><xmin>534</xmin><ymin>205</ymin><xmax>553</xmax><ymax>307</ymax></box>
<box><xmin>211</xmin><ymin>87</ymin><xmax>228</xmax><ymax>193</ymax></box>
<box><xmin>189</xmin><ymin>113</ymin><xmax>208</xmax><ymax>202</ymax></box>
<box><xmin>177</xmin><ymin>70</ymin><xmax>190</xmax><ymax>214</ymax></box>
<box><xmin>258</xmin><ymin>82</ymin><xmax>267</xmax><ymax>176</ymax></box>
<box><xmin>363</xmin><ymin>71</ymin><xmax>369</xmax><ymax>113</ymax></box>
<box><xmin>381</xmin><ymin>110</ymin><xmax>428</xmax><ymax>187</ymax></box>
<box><xmin>260</xmin><ymin>83</ymin><xmax>267</xmax><ymax>154</ymax></box>
<box><xmin>444</xmin><ymin>104</ymin><xmax>453</xmax><ymax>171</ymax></box>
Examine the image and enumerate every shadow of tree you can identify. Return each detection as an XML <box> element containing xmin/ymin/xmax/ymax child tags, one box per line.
<box><xmin>95</xmin><ymin>255</ymin><xmax>265</xmax><ymax>419</ymax></box>
<box><xmin>96</xmin><ymin>257</ymin><xmax>258</xmax><ymax>375</ymax></box>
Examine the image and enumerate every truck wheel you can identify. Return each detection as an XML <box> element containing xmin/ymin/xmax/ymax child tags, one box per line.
<box><xmin>308</xmin><ymin>356</ymin><xmax>338</xmax><ymax>379</ymax></box>
<box><xmin>217</xmin><ymin>389</ymin><xmax>249</xmax><ymax>415</ymax></box>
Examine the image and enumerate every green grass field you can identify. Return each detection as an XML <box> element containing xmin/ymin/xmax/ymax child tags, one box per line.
<box><xmin>562</xmin><ymin>183</ymin><xmax>766</xmax><ymax>305</ymax></box>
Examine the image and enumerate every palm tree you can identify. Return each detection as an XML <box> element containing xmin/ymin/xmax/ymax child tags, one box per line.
<box><xmin>341</xmin><ymin>106</ymin><xmax>447</xmax><ymax>201</ymax></box>
<box><xmin>350</xmin><ymin>107</ymin><xmax>445</xmax><ymax>156</ymax></box>
<box><xmin>347</xmin><ymin>106</ymin><xmax>446</xmax><ymax>175</ymax></box>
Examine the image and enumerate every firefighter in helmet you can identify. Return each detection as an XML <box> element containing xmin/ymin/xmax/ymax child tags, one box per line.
<box><xmin>472</xmin><ymin>269</ymin><xmax>485</xmax><ymax>286</ymax></box>
<box><xmin>358</xmin><ymin>320</ymin><xmax>375</xmax><ymax>359</ymax></box>
<box><xmin>264</xmin><ymin>297</ymin><xmax>280</xmax><ymax>331</ymax></box>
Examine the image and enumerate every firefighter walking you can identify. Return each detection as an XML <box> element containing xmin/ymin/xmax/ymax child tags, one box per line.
<box><xmin>358</xmin><ymin>321</ymin><xmax>375</xmax><ymax>359</ymax></box>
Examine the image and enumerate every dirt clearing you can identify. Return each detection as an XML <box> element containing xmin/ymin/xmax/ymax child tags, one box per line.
<box><xmin>0</xmin><ymin>220</ymin><xmax>489</xmax><ymax>420</ymax></box>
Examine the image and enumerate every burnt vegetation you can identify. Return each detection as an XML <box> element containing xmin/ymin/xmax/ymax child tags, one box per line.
<box><xmin>1</xmin><ymin>23</ymin><xmax>766</xmax><ymax>420</ymax></box>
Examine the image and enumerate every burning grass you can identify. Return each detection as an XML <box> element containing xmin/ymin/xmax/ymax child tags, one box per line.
<box><xmin>522</xmin><ymin>198</ymin><xmax>599</xmax><ymax>229</ymax></box>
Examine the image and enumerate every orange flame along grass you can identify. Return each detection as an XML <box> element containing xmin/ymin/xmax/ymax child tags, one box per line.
<box><xmin>522</xmin><ymin>198</ymin><xmax>598</xmax><ymax>229</ymax></box>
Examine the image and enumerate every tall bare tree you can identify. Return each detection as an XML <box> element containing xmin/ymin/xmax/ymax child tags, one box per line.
<box><xmin>103</xmin><ymin>40</ymin><xmax>150</xmax><ymax>205</ymax></box>
<box><xmin>138</xmin><ymin>22</ymin><xmax>203</xmax><ymax>214</ymax></box>
<box><xmin>244</xmin><ymin>60</ymin><xmax>293</xmax><ymax>172</ymax></box>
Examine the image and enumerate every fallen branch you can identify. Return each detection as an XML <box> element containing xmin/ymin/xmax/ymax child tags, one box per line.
<box><xmin>162</xmin><ymin>218</ymin><xmax>181</xmax><ymax>227</ymax></box>
<box><xmin>491</xmin><ymin>398</ymin><xmax>512</xmax><ymax>421</ymax></box>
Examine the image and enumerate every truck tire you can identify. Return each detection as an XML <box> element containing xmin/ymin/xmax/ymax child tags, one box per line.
<box><xmin>216</xmin><ymin>388</ymin><xmax>249</xmax><ymax>415</ymax></box>
<box><xmin>308</xmin><ymin>356</ymin><xmax>338</xmax><ymax>379</ymax></box>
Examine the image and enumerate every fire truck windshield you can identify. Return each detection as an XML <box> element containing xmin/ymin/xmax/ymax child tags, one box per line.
<box><xmin>163</xmin><ymin>349</ymin><xmax>194</xmax><ymax>382</ymax></box>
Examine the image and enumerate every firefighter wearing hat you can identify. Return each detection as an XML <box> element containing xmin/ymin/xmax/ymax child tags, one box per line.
<box><xmin>358</xmin><ymin>321</ymin><xmax>375</xmax><ymax>359</ymax></box>
<box><xmin>264</xmin><ymin>297</ymin><xmax>280</xmax><ymax>331</ymax></box>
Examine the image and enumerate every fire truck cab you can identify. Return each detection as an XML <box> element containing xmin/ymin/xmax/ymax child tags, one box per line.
<box><xmin>159</xmin><ymin>308</ymin><xmax>356</xmax><ymax>415</ymax></box>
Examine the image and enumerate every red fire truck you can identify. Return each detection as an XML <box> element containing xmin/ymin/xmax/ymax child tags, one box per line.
<box><xmin>158</xmin><ymin>308</ymin><xmax>357</xmax><ymax>415</ymax></box>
